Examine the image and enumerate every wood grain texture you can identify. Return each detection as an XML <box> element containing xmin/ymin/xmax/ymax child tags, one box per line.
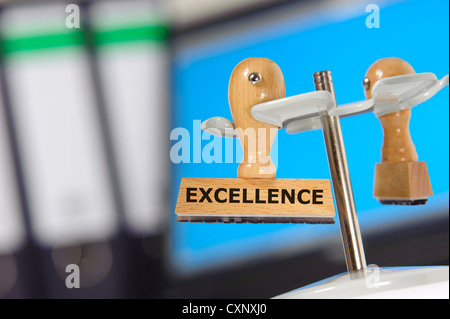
<box><xmin>364</xmin><ymin>57</ymin><xmax>417</xmax><ymax>163</ymax></box>
<box><xmin>228</xmin><ymin>58</ymin><xmax>285</xmax><ymax>179</ymax></box>
<box><xmin>378</xmin><ymin>110</ymin><xmax>418</xmax><ymax>163</ymax></box>
<box><xmin>364</xmin><ymin>57</ymin><xmax>432</xmax><ymax>200</ymax></box>
<box><xmin>176</xmin><ymin>178</ymin><xmax>335</xmax><ymax>218</ymax></box>
<box><xmin>363</xmin><ymin>57</ymin><xmax>416</xmax><ymax>100</ymax></box>
<box><xmin>374</xmin><ymin>161</ymin><xmax>433</xmax><ymax>199</ymax></box>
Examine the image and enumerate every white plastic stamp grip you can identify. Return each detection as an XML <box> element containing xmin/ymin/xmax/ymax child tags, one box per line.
<box><xmin>200</xmin><ymin>116</ymin><xmax>237</xmax><ymax>137</ymax></box>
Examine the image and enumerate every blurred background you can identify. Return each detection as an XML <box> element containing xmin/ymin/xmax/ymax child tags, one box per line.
<box><xmin>0</xmin><ymin>0</ymin><xmax>448</xmax><ymax>298</ymax></box>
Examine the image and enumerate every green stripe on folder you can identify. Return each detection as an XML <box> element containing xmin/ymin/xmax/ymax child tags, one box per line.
<box><xmin>94</xmin><ymin>25</ymin><xmax>169</xmax><ymax>46</ymax></box>
<box><xmin>1</xmin><ymin>24</ymin><xmax>169</xmax><ymax>55</ymax></box>
<box><xmin>1</xmin><ymin>31</ymin><xmax>85</xmax><ymax>55</ymax></box>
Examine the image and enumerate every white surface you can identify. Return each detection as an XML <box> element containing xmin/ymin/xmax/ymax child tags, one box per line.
<box><xmin>89</xmin><ymin>0</ymin><xmax>166</xmax><ymax>29</ymax></box>
<box><xmin>274</xmin><ymin>266</ymin><xmax>449</xmax><ymax>299</ymax></box>
<box><xmin>251</xmin><ymin>73</ymin><xmax>449</xmax><ymax>133</ymax></box>
<box><xmin>4</xmin><ymin>50</ymin><xmax>118</xmax><ymax>246</ymax></box>
<box><xmin>0</xmin><ymin>82</ymin><xmax>25</xmax><ymax>254</ymax></box>
<box><xmin>0</xmin><ymin>2</ymin><xmax>69</xmax><ymax>37</ymax></box>
<box><xmin>92</xmin><ymin>0</ymin><xmax>169</xmax><ymax>235</ymax></box>
<box><xmin>1</xmin><ymin>4</ymin><xmax>118</xmax><ymax>246</ymax></box>
<box><xmin>96</xmin><ymin>46</ymin><xmax>168</xmax><ymax>235</ymax></box>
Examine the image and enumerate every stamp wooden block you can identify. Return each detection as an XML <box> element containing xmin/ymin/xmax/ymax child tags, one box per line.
<box><xmin>176</xmin><ymin>178</ymin><xmax>335</xmax><ymax>224</ymax></box>
<box><xmin>374</xmin><ymin>161</ymin><xmax>432</xmax><ymax>203</ymax></box>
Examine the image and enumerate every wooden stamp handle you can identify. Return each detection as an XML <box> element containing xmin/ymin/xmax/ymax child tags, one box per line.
<box><xmin>378</xmin><ymin>110</ymin><xmax>418</xmax><ymax>163</ymax></box>
<box><xmin>228</xmin><ymin>58</ymin><xmax>285</xmax><ymax>179</ymax></box>
<box><xmin>363</xmin><ymin>57</ymin><xmax>418</xmax><ymax>163</ymax></box>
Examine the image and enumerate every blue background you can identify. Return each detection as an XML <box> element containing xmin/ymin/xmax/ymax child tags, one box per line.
<box><xmin>170</xmin><ymin>0</ymin><xmax>449</xmax><ymax>273</ymax></box>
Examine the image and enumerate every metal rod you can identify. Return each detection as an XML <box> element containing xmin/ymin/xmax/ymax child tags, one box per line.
<box><xmin>313</xmin><ymin>71</ymin><xmax>367</xmax><ymax>273</ymax></box>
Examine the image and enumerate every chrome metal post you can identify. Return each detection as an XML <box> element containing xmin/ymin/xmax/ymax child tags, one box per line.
<box><xmin>313</xmin><ymin>71</ymin><xmax>367</xmax><ymax>273</ymax></box>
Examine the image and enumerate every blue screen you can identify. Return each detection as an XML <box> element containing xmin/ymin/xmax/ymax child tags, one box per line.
<box><xmin>170</xmin><ymin>0</ymin><xmax>449</xmax><ymax>273</ymax></box>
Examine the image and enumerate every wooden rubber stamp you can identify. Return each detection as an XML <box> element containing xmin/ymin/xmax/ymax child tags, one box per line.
<box><xmin>363</xmin><ymin>57</ymin><xmax>433</xmax><ymax>205</ymax></box>
<box><xmin>175</xmin><ymin>58</ymin><xmax>336</xmax><ymax>224</ymax></box>
<box><xmin>229</xmin><ymin>58</ymin><xmax>282</xmax><ymax>179</ymax></box>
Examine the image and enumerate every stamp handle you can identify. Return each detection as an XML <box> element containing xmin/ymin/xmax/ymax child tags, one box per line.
<box><xmin>228</xmin><ymin>58</ymin><xmax>285</xmax><ymax>179</ymax></box>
